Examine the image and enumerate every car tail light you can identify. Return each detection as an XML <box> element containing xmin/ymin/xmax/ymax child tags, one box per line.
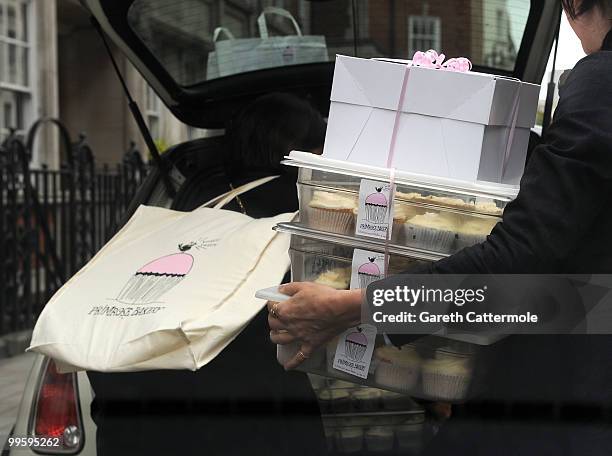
<box><xmin>29</xmin><ymin>359</ymin><xmax>84</xmax><ymax>453</ymax></box>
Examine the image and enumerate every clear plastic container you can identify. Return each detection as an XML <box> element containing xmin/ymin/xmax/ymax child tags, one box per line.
<box><xmin>287</xmin><ymin>232</ymin><xmax>439</xmax><ymax>290</ymax></box>
<box><xmin>272</xmin><ymin>222</ymin><xmax>483</xmax><ymax>402</ymax></box>
<box><xmin>276</xmin><ymin>222</ymin><xmax>445</xmax><ymax>290</ymax></box>
<box><xmin>289</xmin><ymin>156</ymin><xmax>516</xmax><ymax>255</ymax></box>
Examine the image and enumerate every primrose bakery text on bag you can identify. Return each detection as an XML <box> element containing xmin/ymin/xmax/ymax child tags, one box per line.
<box><xmin>206</xmin><ymin>6</ymin><xmax>328</xmax><ymax>80</ymax></box>
<box><xmin>28</xmin><ymin>177</ymin><xmax>295</xmax><ymax>373</ymax></box>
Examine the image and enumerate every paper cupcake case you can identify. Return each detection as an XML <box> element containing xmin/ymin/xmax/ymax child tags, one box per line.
<box><xmin>374</xmin><ymin>361</ymin><xmax>420</xmax><ymax>394</ymax></box>
<box><xmin>421</xmin><ymin>371</ymin><xmax>471</xmax><ymax>401</ymax></box>
<box><xmin>455</xmin><ymin>232</ymin><xmax>487</xmax><ymax>250</ymax></box>
<box><xmin>403</xmin><ymin>224</ymin><xmax>457</xmax><ymax>253</ymax></box>
<box><xmin>307</xmin><ymin>206</ymin><xmax>356</xmax><ymax>235</ymax></box>
<box><xmin>358</xmin><ymin>273</ymin><xmax>381</xmax><ymax>289</ymax></box>
<box><xmin>365</xmin><ymin>204</ymin><xmax>387</xmax><ymax>224</ymax></box>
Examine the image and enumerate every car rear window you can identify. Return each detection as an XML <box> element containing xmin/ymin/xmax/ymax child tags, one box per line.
<box><xmin>127</xmin><ymin>0</ymin><xmax>532</xmax><ymax>87</ymax></box>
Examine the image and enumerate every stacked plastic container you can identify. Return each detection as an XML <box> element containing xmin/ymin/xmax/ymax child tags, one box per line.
<box><xmin>274</xmin><ymin>152</ymin><xmax>519</xmax><ymax>407</ymax></box>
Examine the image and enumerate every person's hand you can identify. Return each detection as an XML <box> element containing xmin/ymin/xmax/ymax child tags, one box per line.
<box><xmin>267</xmin><ymin>282</ymin><xmax>363</xmax><ymax>370</ymax></box>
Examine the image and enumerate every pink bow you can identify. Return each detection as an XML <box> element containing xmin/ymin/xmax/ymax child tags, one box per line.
<box><xmin>411</xmin><ymin>49</ymin><xmax>472</xmax><ymax>72</ymax></box>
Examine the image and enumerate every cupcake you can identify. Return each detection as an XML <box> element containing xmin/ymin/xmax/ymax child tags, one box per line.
<box><xmin>326</xmin><ymin>338</ymin><xmax>354</xmax><ymax>381</ymax></box>
<box><xmin>116</xmin><ymin>244</ymin><xmax>194</xmax><ymax>304</ymax></box>
<box><xmin>317</xmin><ymin>388</ymin><xmax>352</xmax><ymax>413</ymax></box>
<box><xmin>455</xmin><ymin>217</ymin><xmax>499</xmax><ymax>249</ymax></box>
<box><xmin>307</xmin><ymin>190</ymin><xmax>357</xmax><ymax>234</ymax></box>
<box><xmin>404</xmin><ymin>212</ymin><xmax>459</xmax><ymax>253</ymax></box>
<box><xmin>314</xmin><ymin>267</ymin><xmax>351</xmax><ymax>290</ymax></box>
<box><xmin>421</xmin><ymin>350</ymin><xmax>472</xmax><ymax>401</ymax></box>
<box><xmin>474</xmin><ymin>200</ymin><xmax>503</xmax><ymax>215</ymax></box>
<box><xmin>344</xmin><ymin>328</ymin><xmax>369</xmax><ymax>362</ymax></box>
<box><xmin>357</xmin><ymin>257</ymin><xmax>382</xmax><ymax>289</ymax></box>
<box><xmin>374</xmin><ymin>345</ymin><xmax>421</xmax><ymax>393</ymax></box>
<box><xmin>380</xmin><ymin>390</ymin><xmax>415</xmax><ymax>411</ymax></box>
<box><xmin>335</xmin><ymin>427</ymin><xmax>364</xmax><ymax>453</ymax></box>
<box><xmin>395</xmin><ymin>413</ymin><xmax>426</xmax><ymax>451</ymax></box>
<box><xmin>351</xmin><ymin>388</ymin><xmax>382</xmax><ymax>412</ymax></box>
<box><xmin>365</xmin><ymin>426</ymin><xmax>395</xmax><ymax>452</ymax></box>
<box><xmin>364</xmin><ymin>187</ymin><xmax>389</xmax><ymax>223</ymax></box>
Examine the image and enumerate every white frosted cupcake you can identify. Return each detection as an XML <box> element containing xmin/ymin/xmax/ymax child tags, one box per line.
<box><xmin>335</xmin><ymin>427</ymin><xmax>364</xmax><ymax>453</ymax></box>
<box><xmin>318</xmin><ymin>388</ymin><xmax>352</xmax><ymax>413</ymax></box>
<box><xmin>404</xmin><ymin>212</ymin><xmax>459</xmax><ymax>253</ymax></box>
<box><xmin>307</xmin><ymin>190</ymin><xmax>357</xmax><ymax>234</ymax></box>
<box><xmin>351</xmin><ymin>388</ymin><xmax>382</xmax><ymax>412</ymax></box>
<box><xmin>422</xmin><ymin>351</ymin><xmax>472</xmax><ymax>401</ymax></box>
<box><xmin>314</xmin><ymin>267</ymin><xmax>352</xmax><ymax>290</ymax></box>
<box><xmin>374</xmin><ymin>345</ymin><xmax>421</xmax><ymax>393</ymax></box>
<box><xmin>365</xmin><ymin>426</ymin><xmax>395</xmax><ymax>452</ymax></box>
<box><xmin>456</xmin><ymin>217</ymin><xmax>499</xmax><ymax>249</ymax></box>
<box><xmin>380</xmin><ymin>390</ymin><xmax>415</xmax><ymax>411</ymax></box>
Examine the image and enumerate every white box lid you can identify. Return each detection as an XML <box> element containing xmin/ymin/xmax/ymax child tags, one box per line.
<box><xmin>330</xmin><ymin>55</ymin><xmax>540</xmax><ymax>129</ymax></box>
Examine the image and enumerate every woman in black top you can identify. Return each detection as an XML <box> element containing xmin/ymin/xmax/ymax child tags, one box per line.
<box><xmin>88</xmin><ymin>93</ymin><xmax>328</xmax><ymax>456</ymax></box>
<box><xmin>269</xmin><ymin>1</ymin><xmax>612</xmax><ymax>454</ymax></box>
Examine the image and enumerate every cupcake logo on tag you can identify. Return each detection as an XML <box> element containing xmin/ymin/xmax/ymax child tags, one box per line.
<box><xmin>350</xmin><ymin>249</ymin><xmax>386</xmax><ymax>290</ymax></box>
<box><xmin>356</xmin><ymin>179</ymin><xmax>395</xmax><ymax>240</ymax></box>
<box><xmin>114</xmin><ymin>238</ymin><xmax>219</xmax><ymax>306</ymax></box>
<box><xmin>332</xmin><ymin>324</ymin><xmax>377</xmax><ymax>379</ymax></box>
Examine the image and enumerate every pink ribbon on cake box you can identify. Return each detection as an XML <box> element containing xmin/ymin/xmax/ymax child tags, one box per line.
<box><xmin>383</xmin><ymin>50</ymin><xmax>473</xmax><ymax>275</ymax></box>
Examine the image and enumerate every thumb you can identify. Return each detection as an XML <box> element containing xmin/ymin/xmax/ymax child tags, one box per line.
<box><xmin>279</xmin><ymin>282</ymin><xmax>305</xmax><ymax>296</ymax></box>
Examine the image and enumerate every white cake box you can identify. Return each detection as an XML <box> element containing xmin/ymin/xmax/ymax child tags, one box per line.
<box><xmin>323</xmin><ymin>55</ymin><xmax>540</xmax><ymax>185</ymax></box>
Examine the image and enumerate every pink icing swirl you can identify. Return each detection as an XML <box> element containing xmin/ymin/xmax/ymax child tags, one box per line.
<box><xmin>346</xmin><ymin>330</ymin><xmax>368</xmax><ymax>346</ymax></box>
<box><xmin>137</xmin><ymin>253</ymin><xmax>194</xmax><ymax>276</ymax></box>
<box><xmin>365</xmin><ymin>191</ymin><xmax>388</xmax><ymax>207</ymax></box>
<box><xmin>358</xmin><ymin>260</ymin><xmax>381</xmax><ymax>276</ymax></box>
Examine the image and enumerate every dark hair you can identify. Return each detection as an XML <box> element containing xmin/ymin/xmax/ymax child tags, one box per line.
<box><xmin>226</xmin><ymin>92</ymin><xmax>326</xmax><ymax>174</ymax></box>
<box><xmin>561</xmin><ymin>0</ymin><xmax>612</xmax><ymax>18</ymax></box>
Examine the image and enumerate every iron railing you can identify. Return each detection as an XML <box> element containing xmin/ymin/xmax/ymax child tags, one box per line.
<box><xmin>0</xmin><ymin>119</ymin><xmax>148</xmax><ymax>336</ymax></box>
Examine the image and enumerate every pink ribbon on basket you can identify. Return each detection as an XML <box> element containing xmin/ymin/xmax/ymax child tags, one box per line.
<box><xmin>382</xmin><ymin>50</ymin><xmax>472</xmax><ymax>276</ymax></box>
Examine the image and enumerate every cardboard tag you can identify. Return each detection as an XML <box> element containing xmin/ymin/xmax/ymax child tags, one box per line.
<box><xmin>350</xmin><ymin>249</ymin><xmax>386</xmax><ymax>290</ymax></box>
<box><xmin>355</xmin><ymin>179</ymin><xmax>395</xmax><ymax>240</ymax></box>
<box><xmin>332</xmin><ymin>324</ymin><xmax>378</xmax><ymax>379</ymax></box>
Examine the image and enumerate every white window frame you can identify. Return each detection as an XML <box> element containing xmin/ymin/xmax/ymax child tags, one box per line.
<box><xmin>0</xmin><ymin>0</ymin><xmax>36</xmax><ymax>140</ymax></box>
<box><xmin>408</xmin><ymin>14</ymin><xmax>441</xmax><ymax>58</ymax></box>
<box><xmin>145</xmin><ymin>84</ymin><xmax>162</xmax><ymax>141</ymax></box>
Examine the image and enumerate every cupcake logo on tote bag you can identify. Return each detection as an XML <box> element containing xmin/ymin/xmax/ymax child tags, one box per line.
<box><xmin>115</xmin><ymin>238</ymin><xmax>219</xmax><ymax>305</ymax></box>
<box><xmin>356</xmin><ymin>179</ymin><xmax>395</xmax><ymax>240</ymax></box>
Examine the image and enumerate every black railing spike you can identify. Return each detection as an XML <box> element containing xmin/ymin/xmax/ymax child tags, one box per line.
<box><xmin>0</xmin><ymin>119</ymin><xmax>149</xmax><ymax>337</ymax></box>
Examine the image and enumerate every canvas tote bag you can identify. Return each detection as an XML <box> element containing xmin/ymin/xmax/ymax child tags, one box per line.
<box><xmin>28</xmin><ymin>176</ymin><xmax>295</xmax><ymax>373</ymax></box>
<box><xmin>206</xmin><ymin>7</ymin><xmax>328</xmax><ymax>80</ymax></box>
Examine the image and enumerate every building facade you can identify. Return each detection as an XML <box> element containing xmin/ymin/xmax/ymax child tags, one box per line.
<box><xmin>1</xmin><ymin>0</ymin><xmax>523</xmax><ymax>168</ymax></box>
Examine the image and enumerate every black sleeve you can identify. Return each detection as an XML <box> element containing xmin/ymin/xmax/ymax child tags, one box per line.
<box><xmin>372</xmin><ymin>52</ymin><xmax>612</xmax><ymax>282</ymax></box>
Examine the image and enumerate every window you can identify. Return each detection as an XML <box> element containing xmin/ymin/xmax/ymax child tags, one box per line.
<box><xmin>0</xmin><ymin>0</ymin><xmax>31</xmax><ymax>140</ymax></box>
<box><xmin>408</xmin><ymin>14</ymin><xmax>441</xmax><ymax>58</ymax></box>
<box><xmin>145</xmin><ymin>85</ymin><xmax>161</xmax><ymax>140</ymax></box>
